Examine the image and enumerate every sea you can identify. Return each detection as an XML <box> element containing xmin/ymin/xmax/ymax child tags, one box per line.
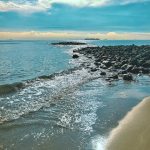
<box><xmin>0</xmin><ymin>40</ymin><xmax>150</xmax><ymax>150</ymax></box>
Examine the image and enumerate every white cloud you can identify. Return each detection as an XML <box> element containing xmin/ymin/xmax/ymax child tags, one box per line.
<box><xmin>49</xmin><ymin>0</ymin><xmax>149</xmax><ymax>7</ymax></box>
<box><xmin>49</xmin><ymin>0</ymin><xmax>110</xmax><ymax>7</ymax></box>
<box><xmin>0</xmin><ymin>0</ymin><xmax>149</xmax><ymax>13</ymax></box>
<box><xmin>0</xmin><ymin>0</ymin><xmax>51</xmax><ymax>13</ymax></box>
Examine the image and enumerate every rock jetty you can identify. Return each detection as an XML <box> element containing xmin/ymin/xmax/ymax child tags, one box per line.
<box><xmin>73</xmin><ymin>45</ymin><xmax>150</xmax><ymax>81</ymax></box>
<box><xmin>51</xmin><ymin>41</ymin><xmax>87</xmax><ymax>45</ymax></box>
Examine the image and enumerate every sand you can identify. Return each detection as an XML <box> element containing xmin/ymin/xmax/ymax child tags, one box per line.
<box><xmin>106</xmin><ymin>96</ymin><xmax>150</xmax><ymax>150</ymax></box>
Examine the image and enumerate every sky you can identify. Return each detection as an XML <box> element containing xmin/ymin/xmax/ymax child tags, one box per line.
<box><xmin>0</xmin><ymin>0</ymin><xmax>150</xmax><ymax>39</ymax></box>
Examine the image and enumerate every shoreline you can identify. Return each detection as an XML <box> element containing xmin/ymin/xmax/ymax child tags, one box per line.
<box><xmin>106</xmin><ymin>96</ymin><xmax>150</xmax><ymax>150</ymax></box>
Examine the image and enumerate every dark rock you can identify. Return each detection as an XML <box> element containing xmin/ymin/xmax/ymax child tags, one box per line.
<box><xmin>102</xmin><ymin>60</ymin><xmax>112</xmax><ymax>68</ymax></box>
<box><xmin>72</xmin><ymin>54</ymin><xmax>79</xmax><ymax>59</ymax></box>
<box><xmin>39</xmin><ymin>75</ymin><xmax>55</xmax><ymax>79</ymax></box>
<box><xmin>110</xmin><ymin>74</ymin><xmax>119</xmax><ymax>79</ymax></box>
<box><xmin>102</xmin><ymin>56</ymin><xmax>107</xmax><ymax>60</ymax></box>
<box><xmin>131</xmin><ymin>59</ymin><xmax>138</xmax><ymax>65</ymax></box>
<box><xmin>121</xmin><ymin>60</ymin><xmax>128</xmax><ymax>66</ymax></box>
<box><xmin>131</xmin><ymin>66</ymin><xmax>140</xmax><ymax>74</ymax></box>
<box><xmin>94</xmin><ymin>62</ymin><xmax>101</xmax><ymax>66</ymax></box>
<box><xmin>143</xmin><ymin>60</ymin><xmax>150</xmax><ymax>68</ymax></box>
<box><xmin>114</xmin><ymin>63</ymin><xmax>121</xmax><ymax>69</ymax></box>
<box><xmin>91</xmin><ymin>68</ymin><xmax>98</xmax><ymax>72</ymax></box>
<box><xmin>100</xmin><ymin>72</ymin><xmax>106</xmax><ymax>76</ymax></box>
<box><xmin>138</xmin><ymin>59</ymin><xmax>145</xmax><ymax>65</ymax></box>
<box><xmin>123</xmin><ymin>74</ymin><xmax>133</xmax><ymax>81</ymax></box>
<box><xmin>50</xmin><ymin>103</ymin><xmax>56</xmax><ymax>107</ymax></box>
<box><xmin>118</xmin><ymin>70</ymin><xmax>128</xmax><ymax>75</ymax></box>
<box><xmin>105</xmin><ymin>78</ymin><xmax>112</xmax><ymax>81</ymax></box>
<box><xmin>74</xmin><ymin>45</ymin><xmax>150</xmax><ymax>81</ymax></box>
<box><xmin>100</xmin><ymin>64</ymin><xmax>107</xmax><ymax>69</ymax></box>
<box><xmin>126</xmin><ymin>65</ymin><xmax>133</xmax><ymax>72</ymax></box>
<box><xmin>141</xmin><ymin>68</ymin><xmax>150</xmax><ymax>74</ymax></box>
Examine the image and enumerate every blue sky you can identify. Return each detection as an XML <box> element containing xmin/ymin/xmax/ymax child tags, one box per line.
<box><xmin>0</xmin><ymin>0</ymin><xmax>150</xmax><ymax>39</ymax></box>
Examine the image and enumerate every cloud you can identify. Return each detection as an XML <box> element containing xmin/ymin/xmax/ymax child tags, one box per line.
<box><xmin>0</xmin><ymin>31</ymin><xmax>149</xmax><ymax>40</ymax></box>
<box><xmin>49</xmin><ymin>0</ymin><xmax>110</xmax><ymax>7</ymax></box>
<box><xmin>0</xmin><ymin>0</ymin><xmax>51</xmax><ymax>13</ymax></box>
<box><xmin>0</xmin><ymin>0</ymin><xmax>149</xmax><ymax>13</ymax></box>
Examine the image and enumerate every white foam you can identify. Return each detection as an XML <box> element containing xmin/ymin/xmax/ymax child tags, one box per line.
<box><xmin>0</xmin><ymin>68</ymin><xmax>102</xmax><ymax>123</ymax></box>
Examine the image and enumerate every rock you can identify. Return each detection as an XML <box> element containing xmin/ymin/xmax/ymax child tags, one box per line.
<box><xmin>131</xmin><ymin>59</ymin><xmax>138</xmax><ymax>65</ymax></box>
<box><xmin>114</xmin><ymin>63</ymin><xmax>121</xmax><ymax>69</ymax></box>
<box><xmin>119</xmin><ymin>70</ymin><xmax>128</xmax><ymax>75</ymax></box>
<box><xmin>143</xmin><ymin>60</ymin><xmax>150</xmax><ymax>68</ymax></box>
<box><xmin>74</xmin><ymin>45</ymin><xmax>150</xmax><ymax>81</ymax></box>
<box><xmin>100</xmin><ymin>64</ymin><xmax>107</xmax><ymax>69</ymax></box>
<box><xmin>138</xmin><ymin>59</ymin><xmax>145</xmax><ymax>65</ymax></box>
<box><xmin>91</xmin><ymin>68</ymin><xmax>98</xmax><ymax>72</ymax></box>
<box><xmin>94</xmin><ymin>62</ymin><xmax>101</xmax><ymax>66</ymax></box>
<box><xmin>126</xmin><ymin>65</ymin><xmax>133</xmax><ymax>72</ymax></box>
<box><xmin>50</xmin><ymin>103</ymin><xmax>56</xmax><ymax>107</ymax></box>
<box><xmin>123</xmin><ymin>74</ymin><xmax>133</xmax><ymax>81</ymax></box>
<box><xmin>72</xmin><ymin>54</ymin><xmax>79</xmax><ymax>59</ymax></box>
<box><xmin>105</xmin><ymin>78</ymin><xmax>112</xmax><ymax>81</ymax></box>
<box><xmin>100</xmin><ymin>72</ymin><xmax>106</xmax><ymax>76</ymax></box>
<box><xmin>102</xmin><ymin>60</ymin><xmax>112</xmax><ymax>68</ymax></box>
<box><xmin>102</xmin><ymin>56</ymin><xmax>107</xmax><ymax>60</ymax></box>
<box><xmin>131</xmin><ymin>66</ymin><xmax>140</xmax><ymax>74</ymax></box>
<box><xmin>121</xmin><ymin>60</ymin><xmax>128</xmax><ymax>66</ymax></box>
<box><xmin>111</xmin><ymin>74</ymin><xmax>119</xmax><ymax>79</ymax></box>
<box><xmin>141</xmin><ymin>68</ymin><xmax>150</xmax><ymax>74</ymax></box>
<box><xmin>121</xmin><ymin>64</ymin><xmax>128</xmax><ymax>70</ymax></box>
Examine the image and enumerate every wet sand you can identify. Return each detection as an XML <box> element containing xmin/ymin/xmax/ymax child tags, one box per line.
<box><xmin>106</xmin><ymin>96</ymin><xmax>150</xmax><ymax>150</ymax></box>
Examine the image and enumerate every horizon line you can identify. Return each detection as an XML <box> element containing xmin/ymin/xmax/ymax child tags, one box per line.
<box><xmin>0</xmin><ymin>31</ymin><xmax>150</xmax><ymax>40</ymax></box>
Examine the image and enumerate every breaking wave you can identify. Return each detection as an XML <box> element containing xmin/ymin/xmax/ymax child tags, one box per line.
<box><xmin>0</xmin><ymin>66</ymin><xmax>102</xmax><ymax>124</ymax></box>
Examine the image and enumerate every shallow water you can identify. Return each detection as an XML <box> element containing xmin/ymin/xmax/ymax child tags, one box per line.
<box><xmin>0</xmin><ymin>40</ymin><xmax>150</xmax><ymax>150</ymax></box>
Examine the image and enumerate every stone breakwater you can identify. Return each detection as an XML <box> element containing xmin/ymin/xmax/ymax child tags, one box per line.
<box><xmin>73</xmin><ymin>45</ymin><xmax>150</xmax><ymax>81</ymax></box>
<box><xmin>51</xmin><ymin>41</ymin><xmax>87</xmax><ymax>45</ymax></box>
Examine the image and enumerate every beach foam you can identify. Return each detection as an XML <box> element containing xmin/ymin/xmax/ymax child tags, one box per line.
<box><xmin>106</xmin><ymin>96</ymin><xmax>150</xmax><ymax>150</ymax></box>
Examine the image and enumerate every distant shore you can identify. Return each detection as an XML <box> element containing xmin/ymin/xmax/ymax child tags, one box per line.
<box><xmin>51</xmin><ymin>41</ymin><xmax>87</xmax><ymax>45</ymax></box>
<box><xmin>106</xmin><ymin>96</ymin><xmax>150</xmax><ymax>150</ymax></box>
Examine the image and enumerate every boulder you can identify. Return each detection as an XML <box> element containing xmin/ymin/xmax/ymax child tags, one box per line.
<box><xmin>72</xmin><ymin>54</ymin><xmax>79</xmax><ymax>59</ymax></box>
<box><xmin>91</xmin><ymin>68</ymin><xmax>98</xmax><ymax>72</ymax></box>
<box><xmin>109</xmin><ymin>74</ymin><xmax>119</xmax><ymax>80</ymax></box>
<box><xmin>114</xmin><ymin>63</ymin><xmax>121</xmax><ymax>69</ymax></box>
<box><xmin>126</xmin><ymin>65</ymin><xmax>133</xmax><ymax>72</ymax></box>
<box><xmin>100</xmin><ymin>72</ymin><xmax>106</xmax><ymax>76</ymax></box>
<box><xmin>131</xmin><ymin>66</ymin><xmax>140</xmax><ymax>74</ymax></box>
<box><xmin>141</xmin><ymin>68</ymin><xmax>150</xmax><ymax>74</ymax></box>
<box><xmin>102</xmin><ymin>60</ymin><xmax>112</xmax><ymax>68</ymax></box>
<box><xmin>123</xmin><ymin>74</ymin><xmax>133</xmax><ymax>81</ymax></box>
<box><xmin>94</xmin><ymin>62</ymin><xmax>101</xmax><ymax>66</ymax></box>
<box><xmin>143</xmin><ymin>60</ymin><xmax>150</xmax><ymax>68</ymax></box>
<box><xmin>111</xmin><ymin>74</ymin><xmax>119</xmax><ymax>79</ymax></box>
<box><xmin>119</xmin><ymin>70</ymin><xmax>128</xmax><ymax>75</ymax></box>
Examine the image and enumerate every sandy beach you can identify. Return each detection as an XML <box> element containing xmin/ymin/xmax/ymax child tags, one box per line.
<box><xmin>106</xmin><ymin>96</ymin><xmax>150</xmax><ymax>150</ymax></box>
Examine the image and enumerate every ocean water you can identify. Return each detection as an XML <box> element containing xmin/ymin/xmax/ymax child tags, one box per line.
<box><xmin>0</xmin><ymin>40</ymin><xmax>150</xmax><ymax>150</ymax></box>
